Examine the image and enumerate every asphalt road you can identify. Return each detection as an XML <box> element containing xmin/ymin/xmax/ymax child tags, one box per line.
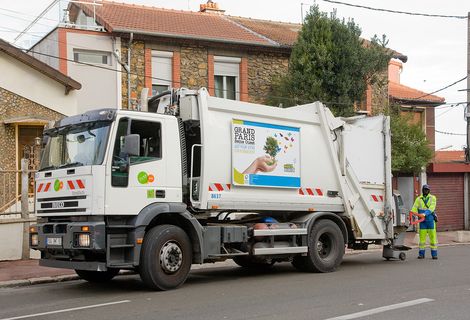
<box><xmin>1</xmin><ymin>245</ymin><xmax>470</xmax><ymax>320</ymax></box>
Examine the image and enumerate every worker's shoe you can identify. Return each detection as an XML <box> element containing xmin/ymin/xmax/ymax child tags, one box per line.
<box><xmin>432</xmin><ymin>256</ymin><xmax>438</xmax><ymax>260</ymax></box>
<box><xmin>417</xmin><ymin>255</ymin><xmax>425</xmax><ymax>259</ymax></box>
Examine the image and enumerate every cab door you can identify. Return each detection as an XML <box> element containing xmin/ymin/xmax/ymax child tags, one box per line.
<box><xmin>105</xmin><ymin>115</ymin><xmax>181</xmax><ymax>215</ymax></box>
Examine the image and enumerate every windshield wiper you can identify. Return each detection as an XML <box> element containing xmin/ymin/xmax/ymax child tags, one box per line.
<box><xmin>58</xmin><ymin>162</ymin><xmax>84</xmax><ymax>169</ymax></box>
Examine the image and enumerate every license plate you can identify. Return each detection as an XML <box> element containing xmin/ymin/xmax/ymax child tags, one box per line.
<box><xmin>46</xmin><ymin>237</ymin><xmax>62</xmax><ymax>246</ymax></box>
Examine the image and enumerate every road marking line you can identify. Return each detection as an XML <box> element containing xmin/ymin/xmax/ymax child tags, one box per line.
<box><xmin>0</xmin><ymin>300</ymin><xmax>131</xmax><ymax>320</ymax></box>
<box><xmin>324</xmin><ymin>298</ymin><xmax>434</xmax><ymax>320</ymax></box>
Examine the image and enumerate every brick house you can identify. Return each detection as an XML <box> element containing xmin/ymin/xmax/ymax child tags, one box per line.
<box><xmin>30</xmin><ymin>1</ymin><xmax>297</xmax><ymax>112</ymax></box>
<box><xmin>31</xmin><ymin>0</ymin><xmax>410</xmax><ymax>112</ymax></box>
<box><xmin>0</xmin><ymin>39</ymin><xmax>80</xmax><ymax>212</ymax></box>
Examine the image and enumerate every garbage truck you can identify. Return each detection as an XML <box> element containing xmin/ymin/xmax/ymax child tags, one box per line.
<box><xmin>30</xmin><ymin>88</ymin><xmax>408</xmax><ymax>290</ymax></box>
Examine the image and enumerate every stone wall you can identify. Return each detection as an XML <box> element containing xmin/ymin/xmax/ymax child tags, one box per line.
<box><xmin>247</xmin><ymin>52</ymin><xmax>289</xmax><ymax>105</ymax></box>
<box><xmin>180</xmin><ymin>45</ymin><xmax>208</xmax><ymax>89</ymax></box>
<box><xmin>121</xmin><ymin>40</ymin><xmax>146</xmax><ymax>109</ymax></box>
<box><xmin>0</xmin><ymin>87</ymin><xmax>63</xmax><ymax>210</ymax></box>
<box><xmin>370</xmin><ymin>70</ymin><xmax>389</xmax><ymax>114</ymax></box>
<box><xmin>122</xmin><ymin>40</ymin><xmax>291</xmax><ymax>105</ymax></box>
<box><xmin>0</xmin><ymin>88</ymin><xmax>63</xmax><ymax>170</ymax></box>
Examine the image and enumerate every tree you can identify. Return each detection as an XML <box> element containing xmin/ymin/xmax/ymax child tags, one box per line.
<box><xmin>263</xmin><ymin>136</ymin><xmax>279</xmax><ymax>164</ymax></box>
<box><xmin>389</xmin><ymin>108</ymin><xmax>433</xmax><ymax>174</ymax></box>
<box><xmin>268</xmin><ymin>6</ymin><xmax>391</xmax><ymax>116</ymax></box>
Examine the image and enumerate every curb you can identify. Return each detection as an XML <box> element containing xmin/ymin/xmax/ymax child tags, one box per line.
<box><xmin>0</xmin><ymin>274</ymin><xmax>79</xmax><ymax>289</ymax></box>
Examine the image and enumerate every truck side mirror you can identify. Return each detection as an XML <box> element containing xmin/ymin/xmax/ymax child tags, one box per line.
<box><xmin>122</xmin><ymin>134</ymin><xmax>140</xmax><ymax>157</ymax></box>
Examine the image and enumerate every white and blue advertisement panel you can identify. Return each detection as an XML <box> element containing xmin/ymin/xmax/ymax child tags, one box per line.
<box><xmin>232</xmin><ymin>119</ymin><xmax>300</xmax><ymax>188</ymax></box>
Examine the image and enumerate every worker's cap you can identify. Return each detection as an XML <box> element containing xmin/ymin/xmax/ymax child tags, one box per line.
<box><xmin>422</xmin><ymin>184</ymin><xmax>431</xmax><ymax>190</ymax></box>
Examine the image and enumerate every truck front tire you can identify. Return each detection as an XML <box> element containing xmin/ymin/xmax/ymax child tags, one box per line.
<box><xmin>292</xmin><ymin>219</ymin><xmax>344</xmax><ymax>273</ymax></box>
<box><xmin>75</xmin><ymin>268</ymin><xmax>120</xmax><ymax>282</ymax></box>
<box><xmin>139</xmin><ymin>224</ymin><xmax>192</xmax><ymax>290</ymax></box>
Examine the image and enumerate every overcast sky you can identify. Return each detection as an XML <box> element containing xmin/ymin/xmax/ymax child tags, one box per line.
<box><xmin>1</xmin><ymin>0</ymin><xmax>469</xmax><ymax>150</ymax></box>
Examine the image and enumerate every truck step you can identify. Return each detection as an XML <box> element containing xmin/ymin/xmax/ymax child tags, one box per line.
<box><xmin>253</xmin><ymin>228</ymin><xmax>307</xmax><ymax>237</ymax></box>
<box><xmin>108</xmin><ymin>262</ymin><xmax>134</xmax><ymax>268</ymax></box>
<box><xmin>109</xmin><ymin>244</ymin><xmax>135</xmax><ymax>249</ymax></box>
<box><xmin>208</xmin><ymin>252</ymin><xmax>249</xmax><ymax>258</ymax></box>
<box><xmin>253</xmin><ymin>246</ymin><xmax>308</xmax><ymax>255</ymax></box>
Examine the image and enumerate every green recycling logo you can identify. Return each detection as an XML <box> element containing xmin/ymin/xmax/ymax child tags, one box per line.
<box><xmin>53</xmin><ymin>179</ymin><xmax>63</xmax><ymax>191</ymax></box>
<box><xmin>137</xmin><ymin>171</ymin><xmax>155</xmax><ymax>184</ymax></box>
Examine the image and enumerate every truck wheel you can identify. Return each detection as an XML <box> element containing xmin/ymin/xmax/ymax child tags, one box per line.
<box><xmin>75</xmin><ymin>268</ymin><xmax>120</xmax><ymax>282</ymax></box>
<box><xmin>296</xmin><ymin>219</ymin><xmax>344</xmax><ymax>273</ymax></box>
<box><xmin>139</xmin><ymin>225</ymin><xmax>192</xmax><ymax>290</ymax></box>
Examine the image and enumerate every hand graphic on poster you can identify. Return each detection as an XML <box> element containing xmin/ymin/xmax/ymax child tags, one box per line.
<box><xmin>242</xmin><ymin>155</ymin><xmax>277</xmax><ymax>174</ymax></box>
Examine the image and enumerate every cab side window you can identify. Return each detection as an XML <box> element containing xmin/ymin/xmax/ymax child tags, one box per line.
<box><xmin>129</xmin><ymin>120</ymin><xmax>162</xmax><ymax>163</ymax></box>
<box><xmin>111</xmin><ymin>118</ymin><xmax>162</xmax><ymax>187</ymax></box>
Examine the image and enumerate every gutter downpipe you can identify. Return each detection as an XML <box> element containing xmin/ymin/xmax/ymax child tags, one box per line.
<box><xmin>128</xmin><ymin>32</ymin><xmax>133</xmax><ymax>109</ymax></box>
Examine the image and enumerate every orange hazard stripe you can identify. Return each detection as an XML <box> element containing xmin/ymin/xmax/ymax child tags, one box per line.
<box><xmin>76</xmin><ymin>180</ymin><xmax>85</xmax><ymax>189</ymax></box>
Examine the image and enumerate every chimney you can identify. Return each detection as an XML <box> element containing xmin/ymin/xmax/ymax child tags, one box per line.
<box><xmin>199</xmin><ymin>1</ymin><xmax>225</xmax><ymax>14</ymax></box>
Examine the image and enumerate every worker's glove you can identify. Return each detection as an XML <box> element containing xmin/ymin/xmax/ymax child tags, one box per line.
<box><xmin>424</xmin><ymin>209</ymin><xmax>432</xmax><ymax>216</ymax></box>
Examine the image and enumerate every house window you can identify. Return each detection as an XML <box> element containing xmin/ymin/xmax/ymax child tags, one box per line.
<box><xmin>152</xmin><ymin>50</ymin><xmax>173</xmax><ymax>96</ymax></box>
<box><xmin>214</xmin><ymin>56</ymin><xmax>240</xmax><ymax>100</ymax></box>
<box><xmin>73</xmin><ymin>49</ymin><xmax>110</xmax><ymax>65</ymax></box>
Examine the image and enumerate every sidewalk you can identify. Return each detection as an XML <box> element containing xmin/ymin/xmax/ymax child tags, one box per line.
<box><xmin>1</xmin><ymin>231</ymin><xmax>469</xmax><ymax>288</ymax></box>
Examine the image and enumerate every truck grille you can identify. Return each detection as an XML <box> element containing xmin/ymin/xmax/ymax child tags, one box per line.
<box><xmin>37</xmin><ymin>195</ymin><xmax>87</xmax><ymax>214</ymax></box>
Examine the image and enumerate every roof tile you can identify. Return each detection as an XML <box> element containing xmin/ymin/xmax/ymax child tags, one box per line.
<box><xmin>389</xmin><ymin>81</ymin><xmax>445</xmax><ymax>104</ymax></box>
<box><xmin>227</xmin><ymin>16</ymin><xmax>301</xmax><ymax>46</ymax></box>
<box><xmin>75</xmin><ymin>1</ymin><xmax>274</xmax><ymax>46</ymax></box>
<box><xmin>434</xmin><ymin>151</ymin><xmax>465</xmax><ymax>163</ymax></box>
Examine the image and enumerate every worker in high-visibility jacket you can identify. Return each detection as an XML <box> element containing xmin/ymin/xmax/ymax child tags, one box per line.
<box><xmin>410</xmin><ymin>184</ymin><xmax>438</xmax><ymax>259</ymax></box>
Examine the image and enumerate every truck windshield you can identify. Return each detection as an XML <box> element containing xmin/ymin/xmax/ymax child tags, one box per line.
<box><xmin>40</xmin><ymin>121</ymin><xmax>111</xmax><ymax>171</ymax></box>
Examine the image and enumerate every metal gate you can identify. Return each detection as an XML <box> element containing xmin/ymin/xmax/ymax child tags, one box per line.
<box><xmin>0</xmin><ymin>144</ymin><xmax>39</xmax><ymax>214</ymax></box>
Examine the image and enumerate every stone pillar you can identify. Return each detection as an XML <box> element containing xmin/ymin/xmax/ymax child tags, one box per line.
<box><xmin>121</xmin><ymin>40</ymin><xmax>146</xmax><ymax>109</ymax></box>
<box><xmin>180</xmin><ymin>46</ymin><xmax>208</xmax><ymax>90</ymax></box>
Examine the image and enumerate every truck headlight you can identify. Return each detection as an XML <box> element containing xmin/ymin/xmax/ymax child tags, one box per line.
<box><xmin>75</xmin><ymin>233</ymin><xmax>90</xmax><ymax>247</ymax></box>
<box><xmin>30</xmin><ymin>234</ymin><xmax>38</xmax><ymax>246</ymax></box>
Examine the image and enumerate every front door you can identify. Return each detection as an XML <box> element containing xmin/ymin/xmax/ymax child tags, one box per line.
<box><xmin>18</xmin><ymin>125</ymin><xmax>43</xmax><ymax>193</ymax></box>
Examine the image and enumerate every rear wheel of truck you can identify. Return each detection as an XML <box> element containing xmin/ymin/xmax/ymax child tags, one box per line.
<box><xmin>292</xmin><ymin>219</ymin><xmax>344</xmax><ymax>273</ymax></box>
<box><xmin>75</xmin><ymin>268</ymin><xmax>120</xmax><ymax>282</ymax></box>
<box><xmin>139</xmin><ymin>224</ymin><xmax>192</xmax><ymax>290</ymax></box>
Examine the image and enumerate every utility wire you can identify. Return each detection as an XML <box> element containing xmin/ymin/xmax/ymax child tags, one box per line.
<box><xmin>318</xmin><ymin>0</ymin><xmax>468</xmax><ymax>19</ymax></box>
<box><xmin>26</xmin><ymin>48</ymin><xmax>470</xmax><ymax>112</ymax></box>
<box><xmin>0</xmin><ymin>7</ymin><xmax>60</xmax><ymax>23</ymax></box>
<box><xmin>0</xmin><ymin>12</ymin><xmax>58</xmax><ymax>29</ymax></box>
<box><xmin>435</xmin><ymin>129</ymin><xmax>467</xmax><ymax>136</ymax></box>
<box><xmin>415</xmin><ymin>76</ymin><xmax>468</xmax><ymax>100</ymax></box>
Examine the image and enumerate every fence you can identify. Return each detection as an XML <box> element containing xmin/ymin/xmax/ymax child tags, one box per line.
<box><xmin>0</xmin><ymin>165</ymin><xmax>36</xmax><ymax>215</ymax></box>
<box><xmin>0</xmin><ymin>159</ymin><xmax>37</xmax><ymax>260</ymax></box>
